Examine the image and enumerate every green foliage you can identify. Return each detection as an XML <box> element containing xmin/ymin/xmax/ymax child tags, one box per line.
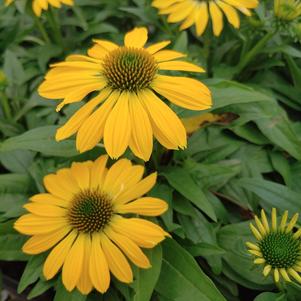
<box><xmin>1</xmin><ymin>0</ymin><xmax>301</xmax><ymax>300</ymax></box>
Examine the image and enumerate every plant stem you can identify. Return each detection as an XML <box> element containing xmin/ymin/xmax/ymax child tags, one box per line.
<box><xmin>235</xmin><ymin>31</ymin><xmax>275</xmax><ymax>77</ymax></box>
<box><xmin>0</xmin><ymin>91</ymin><xmax>12</xmax><ymax>120</ymax></box>
<box><xmin>34</xmin><ymin>15</ymin><xmax>51</xmax><ymax>44</ymax></box>
<box><xmin>47</xmin><ymin>7</ymin><xmax>63</xmax><ymax>47</ymax></box>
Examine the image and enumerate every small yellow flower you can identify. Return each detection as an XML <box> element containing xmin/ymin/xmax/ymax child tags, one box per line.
<box><xmin>152</xmin><ymin>0</ymin><xmax>259</xmax><ymax>37</ymax></box>
<box><xmin>14</xmin><ymin>155</ymin><xmax>169</xmax><ymax>294</ymax></box>
<box><xmin>247</xmin><ymin>208</ymin><xmax>301</xmax><ymax>284</ymax></box>
<box><xmin>38</xmin><ymin>27</ymin><xmax>212</xmax><ymax>161</ymax></box>
<box><xmin>274</xmin><ymin>0</ymin><xmax>301</xmax><ymax>21</ymax></box>
<box><xmin>5</xmin><ymin>0</ymin><xmax>74</xmax><ymax>16</ymax></box>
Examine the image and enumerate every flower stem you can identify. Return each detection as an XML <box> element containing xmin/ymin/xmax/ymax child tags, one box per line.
<box><xmin>235</xmin><ymin>31</ymin><xmax>275</xmax><ymax>77</ymax></box>
<box><xmin>46</xmin><ymin>7</ymin><xmax>63</xmax><ymax>47</ymax></box>
<box><xmin>0</xmin><ymin>91</ymin><xmax>12</xmax><ymax>120</ymax></box>
<box><xmin>34</xmin><ymin>15</ymin><xmax>51</xmax><ymax>44</ymax></box>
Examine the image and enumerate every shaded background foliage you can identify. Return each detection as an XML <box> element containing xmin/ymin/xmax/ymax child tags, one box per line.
<box><xmin>0</xmin><ymin>0</ymin><xmax>301</xmax><ymax>300</ymax></box>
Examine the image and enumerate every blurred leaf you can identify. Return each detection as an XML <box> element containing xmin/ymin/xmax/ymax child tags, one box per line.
<box><xmin>0</xmin><ymin>126</ymin><xmax>78</xmax><ymax>157</ymax></box>
<box><xmin>156</xmin><ymin>239</ymin><xmax>226</xmax><ymax>301</ymax></box>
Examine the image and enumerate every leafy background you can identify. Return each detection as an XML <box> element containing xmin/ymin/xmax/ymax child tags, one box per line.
<box><xmin>0</xmin><ymin>0</ymin><xmax>301</xmax><ymax>300</ymax></box>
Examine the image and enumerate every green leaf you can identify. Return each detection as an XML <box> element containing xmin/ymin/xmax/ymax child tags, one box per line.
<box><xmin>0</xmin><ymin>150</ymin><xmax>35</xmax><ymax>173</ymax></box>
<box><xmin>254</xmin><ymin>292</ymin><xmax>286</xmax><ymax>301</ymax></box>
<box><xmin>162</xmin><ymin>167</ymin><xmax>216</xmax><ymax>221</ymax></box>
<box><xmin>54</xmin><ymin>279</ymin><xmax>86</xmax><ymax>301</ymax></box>
<box><xmin>0</xmin><ymin>174</ymin><xmax>30</xmax><ymax>193</ymax></box>
<box><xmin>0</xmin><ymin>126</ymin><xmax>78</xmax><ymax>157</ymax></box>
<box><xmin>0</xmin><ymin>234</ymin><xmax>28</xmax><ymax>260</ymax></box>
<box><xmin>132</xmin><ymin>245</ymin><xmax>162</xmax><ymax>301</ymax></box>
<box><xmin>156</xmin><ymin>239</ymin><xmax>226</xmax><ymax>301</ymax></box>
<box><xmin>18</xmin><ymin>255</ymin><xmax>46</xmax><ymax>293</ymax></box>
<box><xmin>235</xmin><ymin>178</ymin><xmax>301</xmax><ymax>213</ymax></box>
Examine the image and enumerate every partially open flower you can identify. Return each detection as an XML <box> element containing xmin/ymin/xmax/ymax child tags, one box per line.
<box><xmin>247</xmin><ymin>208</ymin><xmax>301</xmax><ymax>284</ymax></box>
<box><xmin>274</xmin><ymin>0</ymin><xmax>301</xmax><ymax>21</ymax></box>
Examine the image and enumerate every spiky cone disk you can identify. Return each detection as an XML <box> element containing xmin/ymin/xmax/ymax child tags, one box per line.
<box><xmin>247</xmin><ymin>208</ymin><xmax>301</xmax><ymax>284</ymax></box>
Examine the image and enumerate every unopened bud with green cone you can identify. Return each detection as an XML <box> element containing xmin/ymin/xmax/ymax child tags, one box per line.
<box><xmin>247</xmin><ymin>208</ymin><xmax>301</xmax><ymax>284</ymax></box>
<box><xmin>274</xmin><ymin>0</ymin><xmax>301</xmax><ymax>21</ymax></box>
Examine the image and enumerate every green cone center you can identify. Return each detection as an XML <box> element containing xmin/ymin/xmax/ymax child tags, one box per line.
<box><xmin>68</xmin><ymin>189</ymin><xmax>113</xmax><ymax>233</ymax></box>
<box><xmin>259</xmin><ymin>232</ymin><xmax>300</xmax><ymax>268</ymax></box>
<box><xmin>102</xmin><ymin>47</ymin><xmax>157</xmax><ymax>92</ymax></box>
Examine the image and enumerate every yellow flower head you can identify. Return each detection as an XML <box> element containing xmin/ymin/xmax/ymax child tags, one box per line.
<box><xmin>5</xmin><ymin>0</ymin><xmax>74</xmax><ymax>16</ymax></box>
<box><xmin>14</xmin><ymin>155</ymin><xmax>169</xmax><ymax>294</ymax></box>
<box><xmin>38</xmin><ymin>27</ymin><xmax>212</xmax><ymax>161</ymax></box>
<box><xmin>152</xmin><ymin>0</ymin><xmax>259</xmax><ymax>36</ymax></box>
<box><xmin>274</xmin><ymin>0</ymin><xmax>301</xmax><ymax>21</ymax></box>
<box><xmin>247</xmin><ymin>208</ymin><xmax>301</xmax><ymax>284</ymax></box>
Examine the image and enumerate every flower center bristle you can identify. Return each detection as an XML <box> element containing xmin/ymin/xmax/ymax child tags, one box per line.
<box><xmin>102</xmin><ymin>47</ymin><xmax>157</xmax><ymax>92</ymax></box>
<box><xmin>259</xmin><ymin>232</ymin><xmax>301</xmax><ymax>269</ymax></box>
<box><xmin>68</xmin><ymin>189</ymin><xmax>113</xmax><ymax>233</ymax></box>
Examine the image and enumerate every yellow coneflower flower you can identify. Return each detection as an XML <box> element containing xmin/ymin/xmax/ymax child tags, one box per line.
<box><xmin>5</xmin><ymin>0</ymin><xmax>74</xmax><ymax>16</ymax></box>
<box><xmin>38</xmin><ymin>27</ymin><xmax>212</xmax><ymax>161</ymax></box>
<box><xmin>152</xmin><ymin>0</ymin><xmax>259</xmax><ymax>36</ymax></box>
<box><xmin>14</xmin><ymin>155</ymin><xmax>169</xmax><ymax>294</ymax></box>
<box><xmin>247</xmin><ymin>208</ymin><xmax>301</xmax><ymax>284</ymax></box>
<box><xmin>274</xmin><ymin>0</ymin><xmax>301</xmax><ymax>21</ymax></box>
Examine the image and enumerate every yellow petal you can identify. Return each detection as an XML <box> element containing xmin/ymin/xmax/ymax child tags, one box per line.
<box><xmin>76</xmin><ymin>90</ymin><xmax>120</xmax><ymax>153</ymax></box>
<box><xmin>129</xmin><ymin>93</ymin><xmax>153</xmax><ymax>161</ymax></box>
<box><xmin>89</xmin><ymin>233</ymin><xmax>110</xmax><ymax>293</ymax></box>
<box><xmin>43</xmin><ymin>231</ymin><xmax>77</xmax><ymax>280</ymax></box>
<box><xmin>263</xmin><ymin>265</ymin><xmax>272</xmax><ymax>277</ymax></box>
<box><xmin>62</xmin><ymin>233</ymin><xmax>85</xmax><ymax>291</ymax></box>
<box><xmin>245</xmin><ymin>242</ymin><xmax>260</xmax><ymax>251</ymax></box>
<box><xmin>43</xmin><ymin>173</ymin><xmax>76</xmax><ymax>201</ymax></box>
<box><xmin>56</xmin><ymin>89</ymin><xmax>111</xmax><ymax>141</ymax></box>
<box><xmin>111</xmin><ymin>216</ymin><xmax>167</xmax><ymax>248</ymax></box>
<box><xmin>90</xmin><ymin>155</ymin><xmax>109</xmax><ymax>190</ymax></box>
<box><xmin>254</xmin><ymin>216</ymin><xmax>267</xmax><ymax>236</ymax></box>
<box><xmin>146</xmin><ymin>41</ymin><xmax>171</xmax><ymax>54</ymax></box>
<box><xmin>271</xmin><ymin>208</ymin><xmax>277</xmax><ymax>231</ymax></box>
<box><xmin>280</xmin><ymin>210</ymin><xmax>288</xmax><ymax>231</ymax></box>
<box><xmin>14</xmin><ymin>214</ymin><xmax>67</xmax><ymax>235</ymax></box>
<box><xmin>140</xmin><ymin>89</ymin><xmax>187</xmax><ymax>150</ymax></box>
<box><xmin>102</xmin><ymin>158</ymin><xmax>132</xmax><ymax>195</ymax></box>
<box><xmin>166</xmin><ymin>1</ymin><xmax>194</xmax><ymax>23</ymax></box>
<box><xmin>288</xmin><ymin>268</ymin><xmax>301</xmax><ymax>284</ymax></box>
<box><xmin>114</xmin><ymin>172</ymin><xmax>157</xmax><ymax>205</ymax></box>
<box><xmin>30</xmin><ymin>193</ymin><xmax>69</xmax><ymax>208</ymax></box>
<box><xmin>77</xmin><ymin>234</ymin><xmax>93</xmax><ymax>295</ymax></box>
<box><xmin>209</xmin><ymin>1</ymin><xmax>224</xmax><ymax>36</ymax></box>
<box><xmin>286</xmin><ymin>213</ymin><xmax>299</xmax><ymax>233</ymax></box>
<box><xmin>100</xmin><ymin>234</ymin><xmax>133</xmax><ymax>283</ymax></box>
<box><xmin>158</xmin><ymin>61</ymin><xmax>205</xmax><ymax>73</ymax></box>
<box><xmin>279</xmin><ymin>268</ymin><xmax>291</xmax><ymax>282</ymax></box>
<box><xmin>104</xmin><ymin>91</ymin><xmax>131</xmax><ymax>159</ymax></box>
<box><xmin>115</xmin><ymin>197</ymin><xmax>168</xmax><ymax>216</ymax></box>
<box><xmin>124</xmin><ymin>27</ymin><xmax>148</xmax><ymax>48</ymax></box>
<box><xmin>23</xmin><ymin>203</ymin><xmax>67</xmax><ymax>217</ymax></box>
<box><xmin>217</xmin><ymin>1</ymin><xmax>240</xmax><ymax>28</ymax></box>
<box><xmin>254</xmin><ymin>258</ymin><xmax>265</xmax><ymax>264</ymax></box>
<box><xmin>70</xmin><ymin>161</ymin><xmax>91</xmax><ymax>190</ymax></box>
<box><xmin>274</xmin><ymin>268</ymin><xmax>280</xmax><ymax>282</ymax></box>
<box><xmin>261</xmin><ymin>209</ymin><xmax>270</xmax><ymax>232</ymax></box>
<box><xmin>195</xmin><ymin>2</ymin><xmax>209</xmax><ymax>36</ymax></box>
<box><xmin>22</xmin><ymin>227</ymin><xmax>71</xmax><ymax>254</ymax></box>
<box><xmin>250</xmin><ymin>223</ymin><xmax>262</xmax><ymax>240</ymax></box>
<box><xmin>105</xmin><ymin>228</ymin><xmax>151</xmax><ymax>268</ymax></box>
<box><xmin>153</xmin><ymin>50</ymin><xmax>186</xmax><ymax>62</ymax></box>
<box><xmin>152</xmin><ymin>75</ymin><xmax>212</xmax><ymax>111</ymax></box>
<box><xmin>92</xmin><ymin>39</ymin><xmax>119</xmax><ymax>52</ymax></box>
